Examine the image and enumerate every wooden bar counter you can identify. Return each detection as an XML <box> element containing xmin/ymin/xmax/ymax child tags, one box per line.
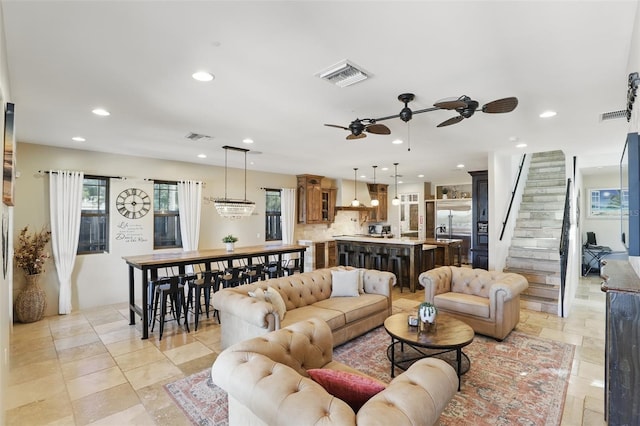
<box><xmin>123</xmin><ymin>244</ymin><xmax>307</xmax><ymax>339</ymax></box>
<box><xmin>424</xmin><ymin>238</ymin><xmax>463</xmax><ymax>267</ymax></box>
<box><xmin>334</xmin><ymin>236</ymin><xmax>436</xmax><ymax>292</ymax></box>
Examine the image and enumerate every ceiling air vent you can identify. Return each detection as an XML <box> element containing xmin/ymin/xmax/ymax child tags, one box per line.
<box><xmin>600</xmin><ymin>110</ymin><xmax>626</xmax><ymax>121</ymax></box>
<box><xmin>316</xmin><ymin>60</ymin><xmax>370</xmax><ymax>88</ymax></box>
<box><xmin>185</xmin><ymin>132</ymin><xmax>213</xmax><ymax>141</ymax></box>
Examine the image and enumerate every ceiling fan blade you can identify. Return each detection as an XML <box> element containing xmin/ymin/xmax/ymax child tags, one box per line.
<box><xmin>482</xmin><ymin>97</ymin><xmax>519</xmax><ymax>113</ymax></box>
<box><xmin>346</xmin><ymin>133</ymin><xmax>367</xmax><ymax>140</ymax></box>
<box><xmin>433</xmin><ymin>99</ymin><xmax>467</xmax><ymax>110</ymax></box>
<box><xmin>437</xmin><ymin>115</ymin><xmax>464</xmax><ymax>128</ymax></box>
<box><xmin>365</xmin><ymin>123</ymin><xmax>391</xmax><ymax>135</ymax></box>
<box><xmin>324</xmin><ymin>123</ymin><xmax>349</xmax><ymax>131</ymax></box>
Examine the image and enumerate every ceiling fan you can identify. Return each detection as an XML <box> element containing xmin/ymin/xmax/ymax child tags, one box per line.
<box><xmin>325</xmin><ymin>93</ymin><xmax>518</xmax><ymax>139</ymax></box>
<box><xmin>324</xmin><ymin>118</ymin><xmax>391</xmax><ymax>140</ymax></box>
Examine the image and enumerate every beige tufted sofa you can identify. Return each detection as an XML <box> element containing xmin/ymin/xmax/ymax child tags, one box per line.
<box><xmin>419</xmin><ymin>266</ymin><xmax>529</xmax><ymax>340</ymax></box>
<box><xmin>214</xmin><ymin>266</ymin><xmax>395</xmax><ymax>349</ymax></box>
<box><xmin>211</xmin><ymin>318</ymin><xmax>458</xmax><ymax>426</ymax></box>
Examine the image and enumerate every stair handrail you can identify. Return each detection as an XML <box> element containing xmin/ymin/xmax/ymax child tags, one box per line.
<box><xmin>559</xmin><ymin>178</ymin><xmax>572</xmax><ymax>317</ymax></box>
<box><xmin>500</xmin><ymin>154</ymin><xmax>527</xmax><ymax>241</ymax></box>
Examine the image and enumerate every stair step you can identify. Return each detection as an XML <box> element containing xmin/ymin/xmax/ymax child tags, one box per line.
<box><xmin>515</xmin><ymin>217</ymin><xmax>563</xmax><ymax>227</ymax></box>
<box><xmin>518</xmin><ymin>211</ymin><xmax>564</xmax><ymax>221</ymax></box>
<box><xmin>531</xmin><ymin>150</ymin><xmax>565</xmax><ymax>160</ymax></box>
<box><xmin>520</xmin><ymin>201</ymin><xmax>565</xmax><ymax>211</ymax></box>
<box><xmin>521</xmin><ymin>294</ymin><xmax>559</xmax><ymax>314</ymax></box>
<box><xmin>523</xmin><ymin>186</ymin><xmax>567</xmax><ymax>195</ymax></box>
<box><xmin>505</xmin><ymin>257</ymin><xmax>561</xmax><ymax>273</ymax></box>
<box><xmin>511</xmin><ymin>237</ymin><xmax>559</xmax><ymax>249</ymax></box>
<box><xmin>521</xmin><ymin>194</ymin><xmax>566</xmax><ymax>203</ymax></box>
<box><xmin>504</xmin><ymin>267</ymin><xmax>561</xmax><ymax>285</ymax></box>
<box><xmin>528</xmin><ymin>159</ymin><xmax>566</xmax><ymax>168</ymax></box>
<box><xmin>525</xmin><ymin>178</ymin><xmax>566</xmax><ymax>187</ymax></box>
<box><xmin>513</xmin><ymin>228</ymin><xmax>562</xmax><ymax>239</ymax></box>
<box><xmin>523</xmin><ymin>283</ymin><xmax>560</xmax><ymax>300</ymax></box>
<box><xmin>527</xmin><ymin>170</ymin><xmax>565</xmax><ymax>179</ymax></box>
<box><xmin>508</xmin><ymin>246</ymin><xmax>560</xmax><ymax>260</ymax></box>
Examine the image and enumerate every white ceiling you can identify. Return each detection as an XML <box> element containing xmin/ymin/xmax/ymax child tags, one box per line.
<box><xmin>2</xmin><ymin>1</ymin><xmax>638</xmax><ymax>186</ymax></box>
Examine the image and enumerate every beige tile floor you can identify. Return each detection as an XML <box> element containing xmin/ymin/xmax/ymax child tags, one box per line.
<box><xmin>6</xmin><ymin>275</ymin><xmax>606</xmax><ymax>425</ymax></box>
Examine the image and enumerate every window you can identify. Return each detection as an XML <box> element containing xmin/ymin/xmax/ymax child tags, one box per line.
<box><xmin>78</xmin><ymin>176</ymin><xmax>109</xmax><ymax>254</ymax></box>
<box><xmin>265</xmin><ymin>189</ymin><xmax>282</xmax><ymax>241</ymax></box>
<box><xmin>154</xmin><ymin>181</ymin><xmax>182</xmax><ymax>248</ymax></box>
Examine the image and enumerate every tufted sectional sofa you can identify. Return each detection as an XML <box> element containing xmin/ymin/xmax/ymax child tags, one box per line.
<box><xmin>419</xmin><ymin>266</ymin><xmax>529</xmax><ymax>340</ymax></box>
<box><xmin>212</xmin><ymin>318</ymin><xmax>458</xmax><ymax>426</ymax></box>
<box><xmin>214</xmin><ymin>266</ymin><xmax>395</xmax><ymax>349</ymax></box>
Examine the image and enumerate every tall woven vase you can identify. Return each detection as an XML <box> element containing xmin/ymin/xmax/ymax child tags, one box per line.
<box><xmin>15</xmin><ymin>274</ymin><xmax>47</xmax><ymax>323</ymax></box>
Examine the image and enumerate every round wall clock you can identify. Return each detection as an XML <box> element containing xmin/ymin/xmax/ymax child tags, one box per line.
<box><xmin>116</xmin><ymin>188</ymin><xmax>151</xmax><ymax>219</ymax></box>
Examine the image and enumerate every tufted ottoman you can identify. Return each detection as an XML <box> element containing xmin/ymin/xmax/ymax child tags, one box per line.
<box><xmin>419</xmin><ymin>266</ymin><xmax>529</xmax><ymax>340</ymax></box>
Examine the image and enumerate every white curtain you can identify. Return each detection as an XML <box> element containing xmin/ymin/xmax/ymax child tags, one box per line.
<box><xmin>177</xmin><ymin>180</ymin><xmax>202</xmax><ymax>252</ymax></box>
<box><xmin>281</xmin><ymin>188</ymin><xmax>296</xmax><ymax>262</ymax></box>
<box><xmin>49</xmin><ymin>170</ymin><xmax>84</xmax><ymax>314</ymax></box>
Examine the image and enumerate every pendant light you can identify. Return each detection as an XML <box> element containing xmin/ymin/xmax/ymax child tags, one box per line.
<box><xmin>370</xmin><ymin>165</ymin><xmax>379</xmax><ymax>207</ymax></box>
<box><xmin>351</xmin><ymin>167</ymin><xmax>360</xmax><ymax>207</ymax></box>
<box><xmin>392</xmin><ymin>162</ymin><xmax>400</xmax><ymax>206</ymax></box>
<box><xmin>214</xmin><ymin>145</ymin><xmax>256</xmax><ymax>219</ymax></box>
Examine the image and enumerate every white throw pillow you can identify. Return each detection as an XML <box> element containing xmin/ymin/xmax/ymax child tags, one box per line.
<box><xmin>248</xmin><ymin>287</ymin><xmax>267</xmax><ymax>301</ymax></box>
<box><xmin>331</xmin><ymin>269</ymin><xmax>360</xmax><ymax>297</ymax></box>
<box><xmin>357</xmin><ymin>269</ymin><xmax>365</xmax><ymax>294</ymax></box>
<box><xmin>265</xmin><ymin>286</ymin><xmax>287</xmax><ymax>320</ymax></box>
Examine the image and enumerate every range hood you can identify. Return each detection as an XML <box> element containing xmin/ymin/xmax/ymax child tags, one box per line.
<box><xmin>335</xmin><ymin>178</ymin><xmax>373</xmax><ymax>210</ymax></box>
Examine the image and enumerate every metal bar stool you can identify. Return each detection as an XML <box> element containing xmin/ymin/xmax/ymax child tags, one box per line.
<box><xmin>187</xmin><ymin>270</ymin><xmax>221</xmax><ymax>330</ymax></box>
<box><xmin>388</xmin><ymin>247</ymin><xmax>410</xmax><ymax>292</ymax></box>
<box><xmin>150</xmin><ymin>275</ymin><xmax>190</xmax><ymax>340</ymax></box>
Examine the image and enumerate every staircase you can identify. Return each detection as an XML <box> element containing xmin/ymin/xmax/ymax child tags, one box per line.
<box><xmin>504</xmin><ymin>150</ymin><xmax>566</xmax><ymax>314</ymax></box>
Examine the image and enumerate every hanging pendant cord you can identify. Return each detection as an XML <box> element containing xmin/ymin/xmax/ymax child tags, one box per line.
<box><xmin>224</xmin><ymin>148</ymin><xmax>228</xmax><ymax>199</ymax></box>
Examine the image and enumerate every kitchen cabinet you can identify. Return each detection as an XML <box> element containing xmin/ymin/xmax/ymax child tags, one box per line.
<box><xmin>469</xmin><ymin>170</ymin><xmax>488</xmax><ymax>269</ymax></box>
<box><xmin>297</xmin><ymin>175</ymin><xmax>336</xmax><ymax>224</ymax></box>
<box><xmin>425</xmin><ymin>200</ymin><xmax>435</xmax><ymax>239</ymax></box>
<box><xmin>367</xmin><ymin>183</ymin><xmax>388</xmax><ymax>222</ymax></box>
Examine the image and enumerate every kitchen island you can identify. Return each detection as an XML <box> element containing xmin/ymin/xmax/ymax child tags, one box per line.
<box><xmin>334</xmin><ymin>235</ymin><xmax>436</xmax><ymax>292</ymax></box>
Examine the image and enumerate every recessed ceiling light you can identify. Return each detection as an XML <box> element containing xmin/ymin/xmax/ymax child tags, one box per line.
<box><xmin>398</xmin><ymin>180</ymin><xmax>404</xmax><ymax>184</ymax></box>
<box><xmin>516</xmin><ymin>143</ymin><xmax>528</xmax><ymax>148</ymax></box>
<box><xmin>456</xmin><ymin>164</ymin><xmax>465</xmax><ymax>168</ymax></box>
<box><xmin>192</xmin><ymin>71</ymin><xmax>214</xmax><ymax>82</ymax></box>
<box><xmin>197</xmin><ymin>153</ymin><xmax>207</xmax><ymax>158</ymax></box>
<box><xmin>242</xmin><ymin>138</ymin><xmax>254</xmax><ymax>144</ymax></box>
<box><xmin>92</xmin><ymin>108</ymin><xmax>110</xmax><ymax>116</ymax></box>
<box><xmin>381</xmin><ymin>167</ymin><xmax>389</xmax><ymax>171</ymax></box>
<box><xmin>418</xmin><ymin>174</ymin><xmax>424</xmax><ymax>178</ymax></box>
<box><xmin>72</xmin><ymin>136</ymin><xmax>85</xmax><ymax>142</ymax></box>
<box><xmin>392</xmin><ymin>139</ymin><xmax>403</xmax><ymax>145</ymax></box>
<box><xmin>539</xmin><ymin>110</ymin><xmax>557</xmax><ymax>118</ymax></box>
<box><xmin>360</xmin><ymin>174</ymin><xmax>366</xmax><ymax>179</ymax></box>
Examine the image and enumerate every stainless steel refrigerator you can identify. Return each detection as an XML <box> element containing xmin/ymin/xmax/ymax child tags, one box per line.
<box><xmin>435</xmin><ymin>200</ymin><xmax>472</xmax><ymax>264</ymax></box>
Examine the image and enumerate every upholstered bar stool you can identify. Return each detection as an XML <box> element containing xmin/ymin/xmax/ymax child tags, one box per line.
<box><xmin>150</xmin><ymin>276</ymin><xmax>190</xmax><ymax>340</ymax></box>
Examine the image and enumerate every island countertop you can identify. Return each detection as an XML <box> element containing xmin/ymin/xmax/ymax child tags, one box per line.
<box><xmin>333</xmin><ymin>235</ymin><xmax>426</xmax><ymax>245</ymax></box>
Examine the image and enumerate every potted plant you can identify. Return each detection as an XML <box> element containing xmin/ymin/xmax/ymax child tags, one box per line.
<box><xmin>441</xmin><ymin>187</ymin><xmax>449</xmax><ymax>199</ymax></box>
<box><xmin>14</xmin><ymin>225</ymin><xmax>51</xmax><ymax>323</ymax></box>
<box><xmin>222</xmin><ymin>234</ymin><xmax>238</xmax><ymax>252</ymax></box>
<box><xmin>418</xmin><ymin>301</ymin><xmax>438</xmax><ymax>333</ymax></box>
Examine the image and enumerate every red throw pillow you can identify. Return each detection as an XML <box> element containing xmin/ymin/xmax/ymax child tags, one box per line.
<box><xmin>307</xmin><ymin>369</ymin><xmax>386</xmax><ymax>411</ymax></box>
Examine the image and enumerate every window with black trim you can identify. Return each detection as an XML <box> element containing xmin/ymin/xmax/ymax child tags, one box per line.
<box><xmin>265</xmin><ymin>189</ymin><xmax>282</xmax><ymax>241</ymax></box>
<box><xmin>78</xmin><ymin>176</ymin><xmax>109</xmax><ymax>254</ymax></box>
<box><xmin>154</xmin><ymin>181</ymin><xmax>182</xmax><ymax>248</ymax></box>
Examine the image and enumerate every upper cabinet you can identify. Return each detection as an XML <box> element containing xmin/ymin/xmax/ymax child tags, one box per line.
<box><xmin>297</xmin><ymin>174</ymin><xmax>336</xmax><ymax>224</ymax></box>
<box><xmin>367</xmin><ymin>183</ymin><xmax>388</xmax><ymax>222</ymax></box>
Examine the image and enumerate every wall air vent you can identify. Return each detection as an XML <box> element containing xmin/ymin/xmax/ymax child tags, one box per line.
<box><xmin>185</xmin><ymin>132</ymin><xmax>213</xmax><ymax>141</ymax></box>
<box><xmin>600</xmin><ymin>110</ymin><xmax>626</xmax><ymax>121</ymax></box>
<box><xmin>316</xmin><ymin>60</ymin><xmax>370</xmax><ymax>88</ymax></box>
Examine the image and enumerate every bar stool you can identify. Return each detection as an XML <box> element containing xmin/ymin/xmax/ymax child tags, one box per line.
<box><xmin>338</xmin><ymin>243</ymin><xmax>354</xmax><ymax>266</ymax></box>
<box><xmin>388</xmin><ymin>247</ymin><xmax>410</xmax><ymax>292</ymax></box>
<box><xmin>366</xmin><ymin>245</ymin><xmax>385</xmax><ymax>270</ymax></box>
<box><xmin>187</xmin><ymin>270</ymin><xmax>221</xmax><ymax>330</ymax></box>
<box><xmin>353</xmin><ymin>245</ymin><xmax>366</xmax><ymax>268</ymax></box>
<box><xmin>150</xmin><ymin>276</ymin><xmax>190</xmax><ymax>340</ymax></box>
<box><xmin>283</xmin><ymin>257</ymin><xmax>301</xmax><ymax>276</ymax></box>
<box><xmin>221</xmin><ymin>267</ymin><xmax>244</xmax><ymax>288</ymax></box>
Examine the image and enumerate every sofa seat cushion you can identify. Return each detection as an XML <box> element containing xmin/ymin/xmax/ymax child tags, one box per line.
<box><xmin>313</xmin><ymin>294</ymin><xmax>388</xmax><ymax>324</ymax></box>
<box><xmin>434</xmin><ymin>292</ymin><xmax>490</xmax><ymax>319</ymax></box>
<box><xmin>281</xmin><ymin>305</ymin><xmax>346</xmax><ymax>330</ymax></box>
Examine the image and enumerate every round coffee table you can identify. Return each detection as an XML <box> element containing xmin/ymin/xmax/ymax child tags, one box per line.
<box><xmin>383</xmin><ymin>312</ymin><xmax>474</xmax><ymax>390</ymax></box>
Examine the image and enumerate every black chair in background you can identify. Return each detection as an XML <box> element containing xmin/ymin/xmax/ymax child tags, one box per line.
<box><xmin>150</xmin><ymin>275</ymin><xmax>190</xmax><ymax>340</ymax></box>
<box><xmin>582</xmin><ymin>232</ymin><xmax>612</xmax><ymax>276</ymax></box>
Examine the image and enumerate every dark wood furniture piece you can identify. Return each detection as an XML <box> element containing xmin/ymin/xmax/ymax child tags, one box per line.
<box><xmin>296</xmin><ymin>174</ymin><xmax>336</xmax><ymax>224</ymax></box>
<box><xmin>601</xmin><ymin>260</ymin><xmax>640</xmax><ymax>424</ymax></box>
<box><xmin>424</xmin><ymin>238</ymin><xmax>463</xmax><ymax>267</ymax></box>
<box><xmin>426</xmin><ymin>200</ymin><xmax>436</xmax><ymax>239</ymax></box>
<box><xmin>383</xmin><ymin>313</ymin><xmax>474</xmax><ymax>390</ymax></box>
<box><xmin>367</xmin><ymin>183</ymin><xmax>388</xmax><ymax>222</ymax></box>
<box><xmin>334</xmin><ymin>237</ymin><xmax>426</xmax><ymax>292</ymax></box>
<box><xmin>469</xmin><ymin>170</ymin><xmax>489</xmax><ymax>269</ymax></box>
<box><xmin>123</xmin><ymin>244</ymin><xmax>307</xmax><ymax>339</ymax></box>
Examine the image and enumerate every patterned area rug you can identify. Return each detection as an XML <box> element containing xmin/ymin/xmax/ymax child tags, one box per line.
<box><xmin>165</xmin><ymin>326</ymin><xmax>574</xmax><ymax>426</ymax></box>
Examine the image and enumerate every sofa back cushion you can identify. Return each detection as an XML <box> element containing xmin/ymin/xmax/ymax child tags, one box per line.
<box><xmin>450</xmin><ymin>267</ymin><xmax>503</xmax><ymax>298</ymax></box>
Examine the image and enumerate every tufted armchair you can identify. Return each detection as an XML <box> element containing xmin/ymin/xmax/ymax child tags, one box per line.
<box><xmin>211</xmin><ymin>318</ymin><xmax>458</xmax><ymax>426</ymax></box>
<box><xmin>419</xmin><ymin>266</ymin><xmax>528</xmax><ymax>340</ymax></box>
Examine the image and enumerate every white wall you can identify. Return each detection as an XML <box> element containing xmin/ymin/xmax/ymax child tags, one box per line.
<box><xmin>14</xmin><ymin>143</ymin><xmax>296</xmax><ymax>314</ymax></box>
<box><xmin>581</xmin><ymin>172</ymin><xmax>626</xmax><ymax>252</ymax></box>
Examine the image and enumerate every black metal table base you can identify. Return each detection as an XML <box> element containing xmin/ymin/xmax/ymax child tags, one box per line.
<box><xmin>387</xmin><ymin>340</ymin><xmax>470</xmax><ymax>390</ymax></box>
